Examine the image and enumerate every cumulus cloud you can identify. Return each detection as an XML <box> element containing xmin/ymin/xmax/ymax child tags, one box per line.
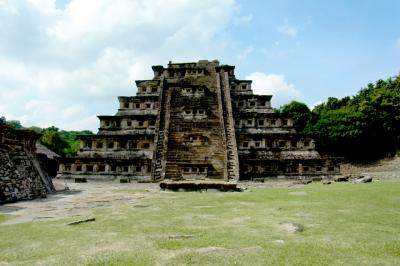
<box><xmin>0</xmin><ymin>0</ymin><xmax>236</xmax><ymax>131</ymax></box>
<box><xmin>245</xmin><ymin>72</ymin><xmax>301</xmax><ymax>108</ymax></box>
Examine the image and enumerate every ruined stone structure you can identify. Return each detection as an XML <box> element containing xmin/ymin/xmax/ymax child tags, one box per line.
<box><xmin>0</xmin><ymin>123</ymin><xmax>55</xmax><ymax>203</ymax></box>
<box><xmin>59</xmin><ymin>60</ymin><xmax>340</xmax><ymax>181</ymax></box>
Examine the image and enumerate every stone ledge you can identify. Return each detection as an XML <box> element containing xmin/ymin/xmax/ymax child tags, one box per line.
<box><xmin>159</xmin><ymin>179</ymin><xmax>238</xmax><ymax>191</ymax></box>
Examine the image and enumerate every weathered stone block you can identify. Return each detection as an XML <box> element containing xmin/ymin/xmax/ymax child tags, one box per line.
<box><xmin>74</xmin><ymin>177</ymin><xmax>87</xmax><ymax>183</ymax></box>
<box><xmin>119</xmin><ymin>178</ymin><xmax>131</xmax><ymax>183</ymax></box>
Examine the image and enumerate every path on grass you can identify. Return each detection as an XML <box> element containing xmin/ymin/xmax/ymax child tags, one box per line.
<box><xmin>0</xmin><ymin>179</ymin><xmax>301</xmax><ymax>225</ymax></box>
<box><xmin>0</xmin><ymin>181</ymin><xmax>160</xmax><ymax>224</ymax></box>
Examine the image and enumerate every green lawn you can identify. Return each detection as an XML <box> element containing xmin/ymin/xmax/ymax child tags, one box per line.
<box><xmin>1</xmin><ymin>181</ymin><xmax>399</xmax><ymax>265</ymax></box>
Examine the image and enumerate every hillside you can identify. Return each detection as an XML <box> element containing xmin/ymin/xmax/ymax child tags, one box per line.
<box><xmin>341</xmin><ymin>156</ymin><xmax>400</xmax><ymax>180</ymax></box>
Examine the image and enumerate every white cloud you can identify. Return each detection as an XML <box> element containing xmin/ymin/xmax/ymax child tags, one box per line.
<box><xmin>396</xmin><ymin>37</ymin><xmax>400</xmax><ymax>49</ymax></box>
<box><xmin>276</xmin><ymin>19</ymin><xmax>301</xmax><ymax>37</ymax></box>
<box><xmin>245</xmin><ymin>72</ymin><xmax>301</xmax><ymax>108</ymax></box>
<box><xmin>0</xmin><ymin>0</ymin><xmax>236</xmax><ymax>131</ymax></box>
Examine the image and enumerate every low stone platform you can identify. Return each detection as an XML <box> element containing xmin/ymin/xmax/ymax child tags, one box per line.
<box><xmin>159</xmin><ymin>179</ymin><xmax>239</xmax><ymax>191</ymax></box>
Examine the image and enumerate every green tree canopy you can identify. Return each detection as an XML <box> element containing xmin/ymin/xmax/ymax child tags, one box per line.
<box><xmin>279</xmin><ymin>101</ymin><xmax>311</xmax><ymax>132</ymax></box>
<box><xmin>303</xmin><ymin>75</ymin><xmax>400</xmax><ymax>159</ymax></box>
<box><xmin>5</xmin><ymin>119</ymin><xmax>23</xmax><ymax>129</ymax></box>
<box><xmin>0</xmin><ymin>117</ymin><xmax>94</xmax><ymax>158</ymax></box>
<box><xmin>40</xmin><ymin>129</ymin><xmax>70</xmax><ymax>157</ymax></box>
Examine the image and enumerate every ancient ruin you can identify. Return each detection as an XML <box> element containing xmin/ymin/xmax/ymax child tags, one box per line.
<box><xmin>58</xmin><ymin>60</ymin><xmax>340</xmax><ymax>181</ymax></box>
<box><xmin>0</xmin><ymin>121</ymin><xmax>55</xmax><ymax>203</ymax></box>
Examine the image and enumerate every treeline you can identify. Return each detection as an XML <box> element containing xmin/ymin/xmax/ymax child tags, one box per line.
<box><xmin>0</xmin><ymin>118</ymin><xmax>93</xmax><ymax>157</ymax></box>
<box><xmin>280</xmin><ymin>75</ymin><xmax>400</xmax><ymax>160</ymax></box>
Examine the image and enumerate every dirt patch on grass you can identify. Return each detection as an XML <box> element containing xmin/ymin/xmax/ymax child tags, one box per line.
<box><xmin>273</xmin><ymin>239</ymin><xmax>285</xmax><ymax>245</ymax></box>
<box><xmin>289</xmin><ymin>191</ymin><xmax>308</xmax><ymax>196</ymax></box>
<box><xmin>167</xmin><ymin>235</ymin><xmax>196</xmax><ymax>240</ymax></box>
<box><xmin>194</xmin><ymin>245</ymin><xmax>263</xmax><ymax>255</ymax></box>
<box><xmin>239</xmin><ymin>246</ymin><xmax>263</xmax><ymax>253</ymax></box>
<box><xmin>195</xmin><ymin>246</ymin><xmax>227</xmax><ymax>254</ymax></box>
<box><xmin>240</xmin><ymin>180</ymin><xmax>306</xmax><ymax>189</ymax></box>
<box><xmin>280</xmin><ymin>222</ymin><xmax>304</xmax><ymax>233</ymax></box>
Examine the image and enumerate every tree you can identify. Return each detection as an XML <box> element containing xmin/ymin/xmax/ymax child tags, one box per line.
<box><xmin>280</xmin><ymin>101</ymin><xmax>311</xmax><ymax>132</ymax></box>
<box><xmin>5</xmin><ymin>120</ymin><xmax>23</xmax><ymax>129</ymax></box>
<box><xmin>40</xmin><ymin>128</ymin><xmax>94</xmax><ymax>157</ymax></box>
<box><xmin>64</xmin><ymin>140</ymin><xmax>81</xmax><ymax>157</ymax></box>
<box><xmin>40</xmin><ymin>129</ymin><xmax>70</xmax><ymax>157</ymax></box>
<box><xmin>304</xmin><ymin>107</ymin><xmax>368</xmax><ymax>157</ymax></box>
<box><xmin>306</xmin><ymin>75</ymin><xmax>400</xmax><ymax>159</ymax></box>
<box><xmin>1</xmin><ymin>116</ymin><xmax>95</xmax><ymax>157</ymax></box>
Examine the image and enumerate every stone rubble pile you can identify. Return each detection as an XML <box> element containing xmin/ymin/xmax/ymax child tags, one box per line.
<box><xmin>0</xmin><ymin>123</ymin><xmax>54</xmax><ymax>203</ymax></box>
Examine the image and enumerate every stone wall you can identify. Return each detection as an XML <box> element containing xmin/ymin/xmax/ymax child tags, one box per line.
<box><xmin>0</xmin><ymin>124</ymin><xmax>53</xmax><ymax>203</ymax></box>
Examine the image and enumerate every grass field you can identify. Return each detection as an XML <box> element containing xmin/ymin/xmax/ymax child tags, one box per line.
<box><xmin>0</xmin><ymin>181</ymin><xmax>399</xmax><ymax>265</ymax></box>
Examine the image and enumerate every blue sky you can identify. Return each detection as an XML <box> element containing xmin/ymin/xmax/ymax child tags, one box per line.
<box><xmin>230</xmin><ymin>0</ymin><xmax>400</xmax><ymax>103</ymax></box>
<box><xmin>1</xmin><ymin>0</ymin><xmax>399</xmax><ymax>131</ymax></box>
